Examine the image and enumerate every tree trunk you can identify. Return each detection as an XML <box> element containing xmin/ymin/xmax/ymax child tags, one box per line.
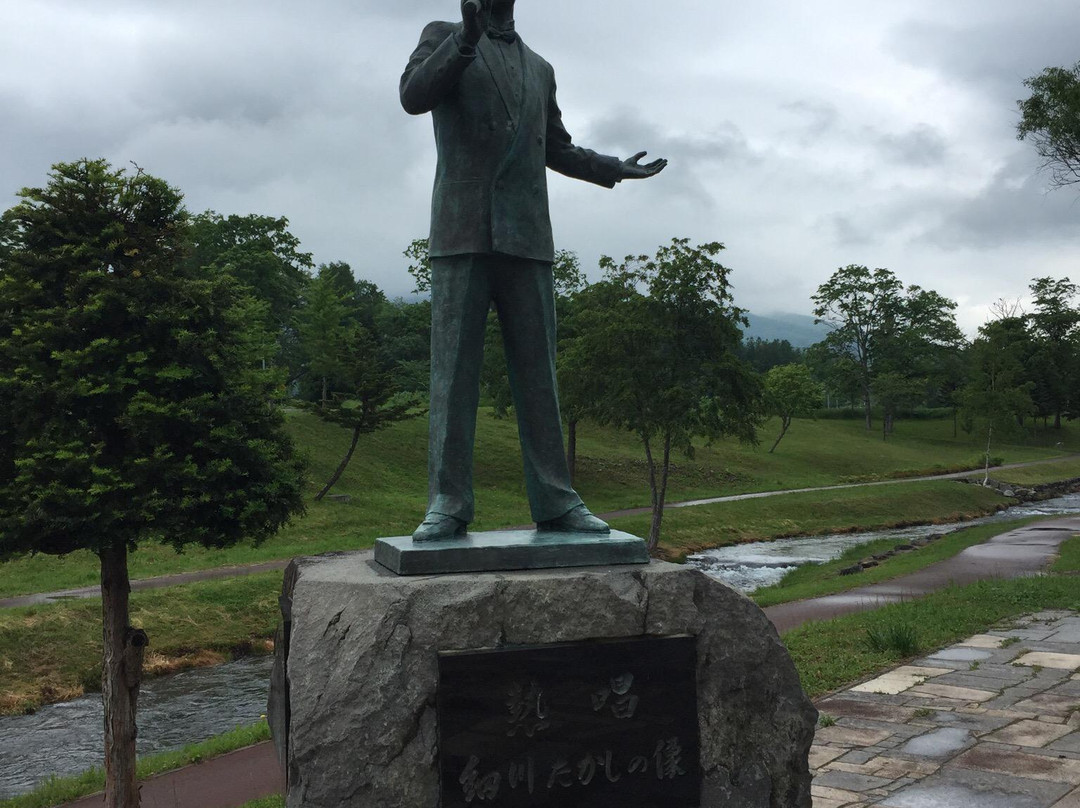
<box><xmin>314</xmin><ymin>425</ymin><xmax>361</xmax><ymax>501</ymax></box>
<box><xmin>100</xmin><ymin>542</ymin><xmax>148</xmax><ymax>808</ymax></box>
<box><xmin>643</xmin><ymin>433</ymin><xmax>672</xmax><ymax>552</ymax></box>
<box><xmin>769</xmin><ymin>416</ymin><xmax>791</xmax><ymax>453</ymax></box>
<box><xmin>321</xmin><ymin>376</ymin><xmax>328</xmax><ymax>408</ymax></box>
<box><xmin>1055</xmin><ymin>411</ymin><xmax>1062</xmax><ymax>430</ymax></box>
<box><xmin>953</xmin><ymin>406</ymin><xmax>958</xmax><ymax>438</ymax></box>
<box><xmin>863</xmin><ymin>388</ymin><xmax>872</xmax><ymax>430</ymax></box>
<box><xmin>641</xmin><ymin>435</ymin><xmax>660</xmax><ymax>552</ymax></box>
<box><xmin>566</xmin><ymin>418</ymin><xmax>577</xmax><ymax>485</ymax></box>
<box><xmin>983</xmin><ymin>424</ymin><xmax>994</xmax><ymax>486</ymax></box>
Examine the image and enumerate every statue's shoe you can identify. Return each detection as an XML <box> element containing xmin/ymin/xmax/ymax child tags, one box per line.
<box><xmin>412</xmin><ymin>513</ymin><xmax>467</xmax><ymax>542</ymax></box>
<box><xmin>537</xmin><ymin>505</ymin><xmax>610</xmax><ymax>533</ymax></box>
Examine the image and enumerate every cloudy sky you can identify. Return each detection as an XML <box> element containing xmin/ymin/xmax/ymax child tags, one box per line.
<box><xmin>2</xmin><ymin>0</ymin><xmax>1078</xmax><ymax>333</ymax></box>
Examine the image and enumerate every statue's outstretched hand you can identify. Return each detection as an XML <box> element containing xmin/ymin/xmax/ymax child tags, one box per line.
<box><xmin>461</xmin><ymin>0</ymin><xmax>484</xmax><ymax>47</ymax></box>
<box><xmin>619</xmin><ymin>152</ymin><xmax>668</xmax><ymax>180</ymax></box>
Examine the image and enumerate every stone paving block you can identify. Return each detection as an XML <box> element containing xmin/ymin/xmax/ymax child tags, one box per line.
<box><xmin>880</xmin><ymin>767</ymin><xmax>1072</xmax><ymax>807</ymax></box>
<box><xmin>813</xmin><ymin>769</ymin><xmax>895</xmax><ymax>792</ymax></box>
<box><xmin>984</xmin><ymin>708</ymin><xmax>1041</xmax><ymax>720</ymax></box>
<box><xmin>851</xmin><ymin>666</ymin><xmax>948</xmax><ymax>695</ymax></box>
<box><xmin>839</xmin><ymin>749</ymin><xmax>878</xmax><ymax>765</ymax></box>
<box><xmin>930</xmin><ymin>710</ymin><xmax>1016</xmax><ymax>735</ymax></box>
<box><xmin>1016</xmin><ymin>693</ymin><xmax>1080</xmax><ymax>716</ymax></box>
<box><xmin>868</xmin><ymin>756</ymin><xmax>941</xmax><ymax>778</ymax></box>
<box><xmin>816</xmin><ymin>698</ymin><xmax>918</xmax><ymax>723</ymax></box>
<box><xmin>830</xmin><ymin>761</ymin><xmax>887</xmax><ymax>776</ymax></box>
<box><xmin>811</xmin><ymin>784</ymin><xmax>864</xmax><ymax>803</ymax></box>
<box><xmin>951</xmin><ymin>666</ymin><xmax>1036</xmax><ymax>684</ymax></box>
<box><xmin>809</xmin><ymin>744</ymin><xmax>846</xmax><ymax>769</ymax></box>
<box><xmin>984</xmin><ymin>720</ymin><xmax>1075</xmax><ymax>748</ymax></box>
<box><xmin>815</xmin><ymin>725</ymin><xmax>895</xmax><ymax>747</ymax></box>
<box><xmin>961</xmin><ymin>634</ymin><xmax>1008</xmax><ymax>649</ymax></box>
<box><xmin>954</xmin><ymin>743</ymin><xmax>1080</xmax><ymax>783</ymax></box>
<box><xmin>983</xmin><ymin>692</ymin><xmax>1044</xmax><ymax>712</ymax></box>
<box><xmin>1051</xmin><ymin>785</ymin><xmax>1080</xmax><ymax>807</ymax></box>
<box><xmin>1050</xmin><ymin>733</ymin><xmax>1080</xmax><ymax>755</ymax></box>
<box><xmin>1031</xmin><ymin>611</ymin><xmax>1075</xmax><ymax>622</ymax></box>
<box><xmin>808</xmin><ymin>797</ymin><xmax>847</xmax><ymax>808</ymax></box>
<box><xmin>925</xmin><ymin>647</ymin><xmax>994</xmax><ymax>663</ymax></box>
<box><xmin>886</xmin><ymin>776</ymin><xmax>916</xmax><ymax>791</ymax></box>
<box><xmin>909</xmin><ymin>682</ymin><xmax>998</xmax><ymax>702</ymax></box>
<box><xmin>934</xmin><ymin>672</ymin><xmax>1023</xmax><ymax>691</ymax></box>
<box><xmin>1001</xmin><ymin>630</ymin><xmax>1058</xmax><ymax>641</ymax></box>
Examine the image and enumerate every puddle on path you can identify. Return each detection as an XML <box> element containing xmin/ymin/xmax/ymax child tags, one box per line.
<box><xmin>900</xmin><ymin>727</ymin><xmax>972</xmax><ymax>757</ymax></box>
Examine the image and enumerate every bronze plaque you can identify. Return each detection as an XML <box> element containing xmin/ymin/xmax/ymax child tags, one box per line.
<box><xmin>437</xmin><ymin>636</ymin><xmax>700</xmax><ymax>807</ymax></box>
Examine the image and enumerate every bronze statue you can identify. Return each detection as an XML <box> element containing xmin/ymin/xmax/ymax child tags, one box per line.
<box><xmin>401</xmin><ymin>0</ymin><xmax>666</xmax><ymax>542</ymax></box>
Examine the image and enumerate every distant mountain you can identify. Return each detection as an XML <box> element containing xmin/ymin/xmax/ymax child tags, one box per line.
<box><xmin>743</xmin><ymin>312</ymin><xmax>830</xmax><ymax>348</ymax></box>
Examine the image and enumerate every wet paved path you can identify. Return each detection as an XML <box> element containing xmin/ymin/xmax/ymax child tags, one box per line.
<box><xmin>763</xmin><ymin>516</ymin><xmax>1080</xmax><ymax>633</ymax></box>
<box><xmin>6</xmin><ymin>455</ymin><xmax>1077</xmax><ymax>610</ymax></box>
<box><xmin>808</xmin><ymin>611</ymin><xmax>1080</xmax><ymax>807</ymax></box>
<box><xmin>60</xmin><ymin>743</ymin><xmax>284</xmax><ymax>808</ymax></box>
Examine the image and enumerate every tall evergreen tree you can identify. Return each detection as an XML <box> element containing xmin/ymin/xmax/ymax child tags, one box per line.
<box><xmin>0</xmin><ymin>160</ymin><xmax>306</xmax><ymax>807</ymax></box>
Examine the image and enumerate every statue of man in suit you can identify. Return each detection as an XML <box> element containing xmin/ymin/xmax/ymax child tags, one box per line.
<box><xmin>401</xmin><ymin>0</ymin><xmax>666</xmax><ymax>542</ymax></box>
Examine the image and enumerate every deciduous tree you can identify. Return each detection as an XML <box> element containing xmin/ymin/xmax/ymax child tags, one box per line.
<box><xmin>1017</xmin><ymin>61</ymin><xmax>1080</xmax><ymax>189</ymax></box>
<box><xmin>812</xmin><ymin>265</ymin><xmax>902</xmax><ymax>429</ymax></box>
<box><xmin>764</xmin><ymin>364</ymin><xmax>822</xmax><ymax>453</ymax></box>
<box><xmin>960</xmin><ymin>317</ymin><xmax>1035</xmax><ymax>484</ymax></box>
<box><xmin>184</xmin><ymin>212</ymin><xmax>313</xmax><ymax>379</ymax></box>
<box><xmin>560</xmin><ymin>239</ymin><xmax>762</xmax><ymax>551</ymax></box>
<box><xmin>310</xmin><ymin>325</ymin><xmax>423</xmax><ymax>501</ymax></box>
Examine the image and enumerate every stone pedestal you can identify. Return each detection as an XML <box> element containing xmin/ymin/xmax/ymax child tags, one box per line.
<box><xmin>269</xmin><ymin>552</ymin><xmax>816</xmax><ymax>807</ymax></box>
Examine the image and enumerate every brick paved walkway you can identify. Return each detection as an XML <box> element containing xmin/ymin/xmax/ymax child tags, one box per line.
<box><xmin>810</xmin><ymin>610</ymin><xmax>1080</xmax><ymax>807</ymax></box>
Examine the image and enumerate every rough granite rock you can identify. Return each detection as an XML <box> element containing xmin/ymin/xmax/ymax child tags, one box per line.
<box><xmin>269</xmin><ymin>552</ymin><xmax>816</xmax><ymax>807</ymax></box>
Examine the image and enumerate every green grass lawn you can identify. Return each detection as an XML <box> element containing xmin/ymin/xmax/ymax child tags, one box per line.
<box><xmin>751</xmin><ymin>517</ymin><xmax>1049</xmax><ymax>607</ymax></box>
<box><xmin>610</xmin><ymin>479</ymin><xmax>1010</xmax><ymax>560</ymax></box>
<box><xmin>786</xmin><ymin>575</ymin><xmax>1080</xmax><ymax>698</ymax></box>
<box><xmin>1053</xmin><ymin>534</ymin><xmax>1080</xmax><ymax>573</ymax></box>
<box><xmin>0</xmin><ymin>573</ymin><xmax>281</xmax><ymax>714</ymax></box>
<box><xmin>1</xmin><ymin>412</ymin><xmax>1069</xmax><ymax>598</ymax></box>
<box><xmin>994</xmin><ymin>456</ymin><xmax>1080</xmax><ymax>486</ymax></box>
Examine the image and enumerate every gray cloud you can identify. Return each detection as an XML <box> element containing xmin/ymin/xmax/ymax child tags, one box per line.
<box><xmin>925</xmin><ymin>152</ymin><xmax>1080</xmax><ymax>249</ymax></box>
<box><xmin>874</xmin><ymin>124</ymin><xmax>949</xmax><ymax>168</ymax></box>
<box><xmin>2</xmin><ymin>0</ymin><xmax>1080</xmax><ymax>323</ymax></box>
<box><xmin>889</xmin><ymin>4</ymin><xmax>1080</xmax><ymax>99</ymax></box>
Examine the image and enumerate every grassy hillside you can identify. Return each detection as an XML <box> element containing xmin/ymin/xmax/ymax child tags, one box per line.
<box><xmin>0</xmin><ymin>411</ymin><xmax>1072</xmax><ymax>598</ymax></box>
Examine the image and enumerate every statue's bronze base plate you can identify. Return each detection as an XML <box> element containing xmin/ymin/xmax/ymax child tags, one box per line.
<box><xmin>374</xmin><ymin>529</ymin><xmax>649</xmax><ymax>576</ymax></box>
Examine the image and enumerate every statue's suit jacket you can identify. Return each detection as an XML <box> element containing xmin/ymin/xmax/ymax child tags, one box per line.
<box><xmin>400</xmin><ymin>21</ymin><xmax>622</xmax><ymax>263</ymax></box>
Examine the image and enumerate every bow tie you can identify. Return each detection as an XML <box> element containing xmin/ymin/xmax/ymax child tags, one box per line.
<box><xmin>486</xmin><ymin>25</ymin><xmax>517</xmax><ymax>44</ymax></box>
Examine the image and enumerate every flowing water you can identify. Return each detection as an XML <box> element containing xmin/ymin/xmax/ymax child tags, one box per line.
<box><xmin>686</xmin><ymin>492</ymin><xmax>1080</xmax><ymax>593</ymax></box>
<box><xmin>0</xmin><ymin>655</ymin><xmax>274</xmax><ymax>799</ymax></box>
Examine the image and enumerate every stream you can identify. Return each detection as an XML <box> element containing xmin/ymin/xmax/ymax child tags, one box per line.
<box><xmin>3</xmin><ymin>493</ymin><xmax>1079</xmax><ymax>797</ymax></box>
<box><xmin>686</xmin><ymin>492</ymin><xmax>1080</xmax><ymax>593</ymax></box>
<box><xmin>0</xmin><ymin>655</ymin><xmax>274</xmax><ymax>799</ymax></box>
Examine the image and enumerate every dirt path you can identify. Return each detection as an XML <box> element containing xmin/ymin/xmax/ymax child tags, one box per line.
<box><xmin>6</xmin><ymin>454</ymin><xmax>1076</xmax><ymax>610</ymax></box>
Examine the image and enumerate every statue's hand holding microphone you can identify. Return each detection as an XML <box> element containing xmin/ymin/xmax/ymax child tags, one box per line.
<box><xmin>460</xmin><ymin>0</ymin><xmax>486</xmax><ymax>48</ymax></box>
